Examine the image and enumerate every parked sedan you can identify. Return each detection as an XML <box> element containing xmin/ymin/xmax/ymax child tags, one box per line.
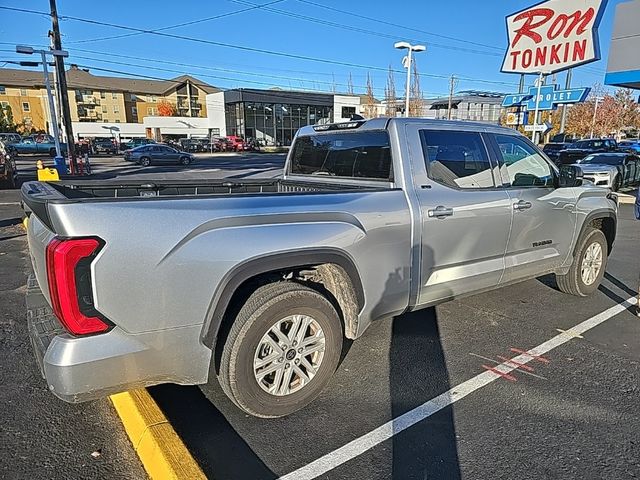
<box><xmin>574</xmin><ymin>153</ymin><xmax>640</xmax><ymax>191</ymax></box>
<box><xmin>124</xmin><ymin>144</ymin><xmax>195</xmax><ymax>166</ymax></box>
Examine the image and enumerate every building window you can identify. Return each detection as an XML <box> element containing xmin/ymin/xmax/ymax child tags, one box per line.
<box><xmin>132</xmin><ymin>107</ymin><xmax>138</xmax><ymax>116</ymax></box>
<box><xmin>211</xmin><ymin>128</ymin><xmax>220</xmax><ymax>136</ymax></box>
<box><xmin>102</xmin><ymin>105</ymin><xmax>108</xmax><ymax>113</ymax></box>
<box><xmin>100</xmin><ymin>91</ymin><xmax>106</xmax><ymax>99</ymax></box>
<box><xmin>20</xmin><ymin>88</ymin><xmax>27</xmax><ymax>96</ymax></box>
<box><xmin>341</xmin><ymin>106</ymin><xmax>356</xmax><ymax>118</ymax></box>
<box><xmin>113</xmin><ymin>105</ymin><xmax>119</xmax><ymax>113</ymax></box>
<box><xmin>112</xmin><ymin>92</ymin><xmax>118</xmax><ymax>100</ymax></box>
<box><xmin>150</xmin><ymin>96</ymin><xmax>157</xmax><ymax>103</ymax></box>
<box><xmin>115</xmin><ymin>119</ymin><xmax>121</xmax><ymax>123</ymax></box>
<box><xmin>0</xmin><ymin>86</ymin><xmax>5</xmax><ymax>94</ymax></box>
<box><xmin>147</xmin><ymin>107</ymin><xmax>156</xmax><ymax>116</ymax></box>
<box><xmin>22</xmin><ymin>102</ymin><xmax>30</xmax><ymax>112</ymax></box>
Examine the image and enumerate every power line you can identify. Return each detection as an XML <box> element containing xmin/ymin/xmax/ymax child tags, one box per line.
<box><xmin>228</xmin><ymin>0</ymin><xmax>503</xmax><ymax>57</ymax></box>
<box><xmin>295</xmin><ymin>0</ymin><xmax>505</xmax><ymax>52</ymax></box>
<box><xmin>0</xmin><ymin>6</ymin><xmax>518</xmax><ymax>88</ymax></box>
<box><xmin>67</xmin><ymin>0</ymin><xmax>286</xmax><ymax>44</ymax></box>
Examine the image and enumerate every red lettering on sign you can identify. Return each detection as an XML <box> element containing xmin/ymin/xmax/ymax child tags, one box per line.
<box><xmin>511</xmin><ymin>8</ymin><xmax>554</xmax><ymax>47</ymax></box>
<box><xmin>563</xmin><ymin>42</ymin><xmax>570</xmax><ymax>62</ymax></box>
<box><xmin>510</xmin><ymin>51</ymin><xmax>521</xmax><ymax>70</ymax></box>
<box><xmin>572</xmin><ymin>39</ymin><xmax>587</xmax><ymax>61</ymax></box>
<box><xmin>522</xmin><ymin>49</ymin><xmax>532</xmax><ymax>68</ymax></box>
<box><xmin>548</xmin><ymin>15</ymin><xmax>568</xmax><ymax>39</ymax></box>
<box><xmin>550</xmin><ymin>43</ymin><xmax>562</xmax><ymax>63</ymax></box>
<box><xmin>562</xmin><ymin>9</ymin><xmax>596</xmax><ymax>37</ymax></box>
<box><xmin>535</xmin><ymin>46</ymin><xmax>547</xmax><ymax>67</ymax></box>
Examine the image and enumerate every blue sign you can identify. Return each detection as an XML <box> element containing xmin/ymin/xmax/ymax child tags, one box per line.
<box><xmin>502</xmin><ymin>85</ymin><xmax>591</xmax><ymax>111</ymax></box>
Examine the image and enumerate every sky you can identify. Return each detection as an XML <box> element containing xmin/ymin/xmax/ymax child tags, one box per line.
<box><xmin>0</xmin><ymin>0</ymin><xmax>625</xmax><ymax>99</ymax></box>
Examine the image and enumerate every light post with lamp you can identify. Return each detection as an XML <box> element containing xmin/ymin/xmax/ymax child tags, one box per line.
<box><xmin>16</xmin><ymin>45</ymin><xmax>68</xmax><ymax>172</ymax></box>
<box><xmin>394</xmin><ymin>42</ymin><xmax>426</xmax><ymax>117</ymax></box>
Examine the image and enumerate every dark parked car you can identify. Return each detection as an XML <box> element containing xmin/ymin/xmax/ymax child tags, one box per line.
<box><xmin>92</xmin><ymin>137</ymin><xmax>118</xmax><ymax>155</ymax></box>
<box><xmin>542</xmin><ymin>142</ymin><xmax>571</xmax><ymax>162</ymax></box>
<box><xmin>557</xmin><ymin>138</ymin><xmax>618</xmax><ymax>165</ymax></box>
<box><xmin>124</xmin><ymin>144</ymin><xmax>195</xmax><ymax>166</ymax></box>
<box><xmin>120</xmin><ymin>138</ymin><xmax>156</xmax><ymax>152</ymax></box>
<box><xmin>574</xmin><ymin>153</ymin><xmax>640</xmax><ymax>191</ymax></box>
<box><xmin>0</xmin><ymin>141</ymin><xmax>18</xmax><ymax>189</ymax></box>
<box><xmin>178</xmin><ymin>138</ymin><xmax>207</xmax><ymax>153</ymax></box>
<box><xmin>0</xmin><ymin>133</ymin><xmax>21</xmax><ymax>145</ymax></box>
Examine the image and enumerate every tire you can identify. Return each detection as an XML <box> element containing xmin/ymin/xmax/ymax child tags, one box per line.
<box><xmin>556</xmin><ymin>227</ymin><xmax>607</xmax><ymax>297</ymax></box>
<box><xmin>179</xmin><ymin>156</ymin><xmax>191</xmax><ymax>166</ymax></box>
<box><xmin>612</xmin><ymin>175</ymin><xmax>621</xmax><ymax>192</ymax></box>
<box><xmin>139</xmin><ymin>157</ymin><xmax>151</xmax><ymax>167</ymax></box>
<box><xmin>217</xmin><ymin>281</ymin><xmax>343</xmax><ymax>418</ymax></box>
<box><xmin>49</xmin><ymin>148</ymin><xmax>56</xmax><ymax>157</ymax></box>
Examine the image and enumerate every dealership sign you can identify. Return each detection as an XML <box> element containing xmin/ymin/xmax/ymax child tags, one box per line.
<box><xmin>501</xmin><ymin>0</ymin><xmax>608</xmax><ymax>74</ymax></box>
<box><xmin>502</xmin><ymin>84</ymin><xmax>591</xmax><ymax>110</ymax></box>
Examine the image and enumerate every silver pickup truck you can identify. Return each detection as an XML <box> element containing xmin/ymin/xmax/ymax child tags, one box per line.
<box><xmin>23</xmin><ymin>118</ymin><xmax>617</xmax><ymax>418</ymax></box>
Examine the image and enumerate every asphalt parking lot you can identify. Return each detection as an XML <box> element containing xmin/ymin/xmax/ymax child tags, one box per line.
<box><xmin>13</xmin><ymin>152</ymin><xmax>287</xmax><ymax>182</ymax></box>
<box><xmin>1</xmin><ymin>162</ymin><xmax>639</xmax><ymax>479</ymax></box>
<box><xmin>149</xmin><ymin>203</ymin><xmax>639</xmax><ymax>480</ymax></box>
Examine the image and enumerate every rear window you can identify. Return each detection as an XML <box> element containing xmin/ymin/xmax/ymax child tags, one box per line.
<box><xmin>289</xmin><ymin>131</ymin><xmax>393</xmax><ymax>181</ymax></box>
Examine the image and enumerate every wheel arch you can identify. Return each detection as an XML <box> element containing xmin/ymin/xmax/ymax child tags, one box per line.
<box><xmin>201</xmin><ymin>248</ymin><xmax>364</xmax><ymax>363</ymax></box>
<box><xmin>577</xmin><ymin>209</ymin><xmax>616</xmax><ymax>256</ymax></box>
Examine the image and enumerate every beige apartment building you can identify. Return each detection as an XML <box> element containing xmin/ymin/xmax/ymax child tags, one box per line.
<box><xmin>0</xmin><ymin>65</ymin><xmax>218</xmax><ymax>133</ymax></box>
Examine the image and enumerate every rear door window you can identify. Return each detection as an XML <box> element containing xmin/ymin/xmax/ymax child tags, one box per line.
<box><xmin>290</xmin><ymin>130</ymin><xmax>393</xmax><ymax>181</ymax></box>
<box><xmin>419</xmin><ymin>130</ymin><xmax>495</xmax><ymax>189</ymax></box>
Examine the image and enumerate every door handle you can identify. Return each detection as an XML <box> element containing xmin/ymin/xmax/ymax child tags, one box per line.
<box><xmin>428</xmin><ymin>205</ymin><xmax>454</xmax><ymax>218</ymax></box>
<box><xmin>513</xmin><ymin>200</ymin><xmax>532</xmax><ymax>211</ymax></box>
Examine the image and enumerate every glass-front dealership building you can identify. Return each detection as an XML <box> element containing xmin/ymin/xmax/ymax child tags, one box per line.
<box><xmin>207</xmin><ymin>88</ymin><xmax>361</xmax><ymax>146</ymax></box>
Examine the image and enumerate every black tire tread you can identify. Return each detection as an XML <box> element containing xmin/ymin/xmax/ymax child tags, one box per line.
<box><xmin>218</xmin><ymin>281</ymin><xmax>339</xmax><ymax>418</ymax></box>
<box><xmin>556</xmin><ymin>227</ymin><xmax>607</xmax><ymax>297</ymax></box>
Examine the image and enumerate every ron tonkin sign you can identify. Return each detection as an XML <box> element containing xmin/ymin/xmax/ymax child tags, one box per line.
<box><xmin>501</xmin><ymin>0</ymin><xmax>608</xmax><ymax>74</ymax></box>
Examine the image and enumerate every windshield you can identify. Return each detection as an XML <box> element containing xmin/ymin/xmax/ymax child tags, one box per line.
<box><xmin>578</xmin><ymin>155</ymin><xmax>623</xmax><ymax>166</ymax></box>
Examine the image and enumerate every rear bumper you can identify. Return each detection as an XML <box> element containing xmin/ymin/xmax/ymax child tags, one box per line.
<box><xmin>26</xmin><ymin>275</ymin><xmax>213</xmax><ymax>403</ymax></box>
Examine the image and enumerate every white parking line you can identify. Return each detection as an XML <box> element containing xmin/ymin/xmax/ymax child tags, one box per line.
<box><xmin>279</xmin><ymin>296</ymin><xmax>637</xmax><ymax>480</ymax></box>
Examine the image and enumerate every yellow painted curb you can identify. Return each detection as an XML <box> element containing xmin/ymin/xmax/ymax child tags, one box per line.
<box><xmin>22</xmin><ymin>217</ymin><xmax>28</xmax><ymax>230</ymax></box>
<box><xmin>110</xmin><ymin>389</ymin><xmax>206</xmax><ymax>480</ymax></box>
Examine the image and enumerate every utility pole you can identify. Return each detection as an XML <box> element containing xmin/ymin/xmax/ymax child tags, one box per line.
<box><xmin>49</xmin><ymin>0</ymin><xmax>77</xmax><ymax>173</ymax></box>
<box><xmin>447</xmin><ymin>75</ymin><xmax>457</xmax><ymax>120</ymax></box>
<box><xmin>559</xmin><ymin>68</ymin><xmax>572</xmax><ymax>135</ymax></box>
<box><xmin>48</xmin><ymin>31</ymin><xmax>64</xmax><ymax>144</ymax></box>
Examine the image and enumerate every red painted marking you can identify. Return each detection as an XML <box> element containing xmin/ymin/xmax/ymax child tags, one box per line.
<box><xmin>510</xmin><ymin>348</ymin><xmax>550</xmax><ymax>364</ymax></box>
<box><xmin>482</xmin><ymin>365</ymin><xmax>517</xmax><ymax>381</ymax></box>
<box><xmin>497</xmin><ymin>355</ymin><xmax>535</xmax><ymax>372</ymax></box>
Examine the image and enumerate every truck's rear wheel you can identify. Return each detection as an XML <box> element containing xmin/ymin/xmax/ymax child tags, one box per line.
<box><xmin>556</xmin><ymin>227</ymin><xmax>607</xmax><ymax>296</ymax></box>
<box><xmin>218</xmin><ymin>281</ymin><xmax>343</xmax><ymax>418</ymax></box>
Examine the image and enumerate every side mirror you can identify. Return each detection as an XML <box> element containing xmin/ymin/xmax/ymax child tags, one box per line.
<box><xmin>558</xmin><ymin>165</ymin><xmax>583</xmax><ymax>188</ymax></box>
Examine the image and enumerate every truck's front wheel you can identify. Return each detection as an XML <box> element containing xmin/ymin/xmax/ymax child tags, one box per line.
<box><xmin>556</xmin><ymin>227</ymin><xmax>607</xmax><ymax>296</ymax></box>
<box><xmin>218</xmin><ymin>281</ymin><xmax>343</xmax><ymax>418</ymax></box>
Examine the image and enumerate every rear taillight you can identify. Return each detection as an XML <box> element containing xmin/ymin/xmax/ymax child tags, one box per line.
<box><xmin>46</xmin><ymin>237</ymin><xmax>111</xmax><ymax>336</ymax></box>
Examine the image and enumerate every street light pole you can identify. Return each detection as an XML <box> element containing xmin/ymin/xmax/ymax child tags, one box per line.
<box><xmin>39</xmin><ymin>50</ymin><xmax>62</xmax><ymax>158</ymax></box>
<box><xmin>590</xmin><ymin>97</ymin><xmax>601</xmax><ymax>139</ymax></box>
<box><xmin>531</xmin><ymin>72</ymin><xmax>544</xmax><ymax>144</ymax></box>
<box><xmin>394</xmin><ymin>42</ymin><xmax>426</xmax><ymax>118</ymax></box>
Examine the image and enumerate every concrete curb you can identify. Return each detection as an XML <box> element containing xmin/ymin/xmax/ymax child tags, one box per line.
<box><xmin>617</xmin><ymin>193</ymin><xmax>636</xmax><ymax>204</ymax></box>
<box><xmin>110</xmin><ymin>389</ymin><xmax>206</xmax><ymax>480</ymax></box>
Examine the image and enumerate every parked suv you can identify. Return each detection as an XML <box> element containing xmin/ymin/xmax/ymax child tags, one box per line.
<box><xmin>557</xmin><ymin>138</ymin><xmax>618</xmax><ymax>165</ymax></box>
<box><xmin>23</xmin><ymin>118</ymin><xmax>617</xmax><ymax>418</ymax></box>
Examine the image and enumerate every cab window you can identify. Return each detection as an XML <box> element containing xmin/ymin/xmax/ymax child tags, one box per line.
<box><xmin>494</xmin><ymin>134</ymin><xmax>554</xmax><ymax>188</ymax></box>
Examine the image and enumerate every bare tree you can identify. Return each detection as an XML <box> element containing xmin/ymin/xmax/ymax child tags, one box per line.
<box><xmin>408</xmin><ymin>59</ymin><xmax>423</xmax><ymax>117</ymax></box>
<box><xmin>363</xmin><ymin>73</ymin><xmax>377</xmax><ymax>118</ymax></box>
<box><xmin>347</xmin><ymin>73</ymin><xmax>354</xmax><ymax>95</ymax></box>
<box><xmin>385</xmin><ymin>65</ymin><xmax>397</xmax><ymax>117</ymax></box>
